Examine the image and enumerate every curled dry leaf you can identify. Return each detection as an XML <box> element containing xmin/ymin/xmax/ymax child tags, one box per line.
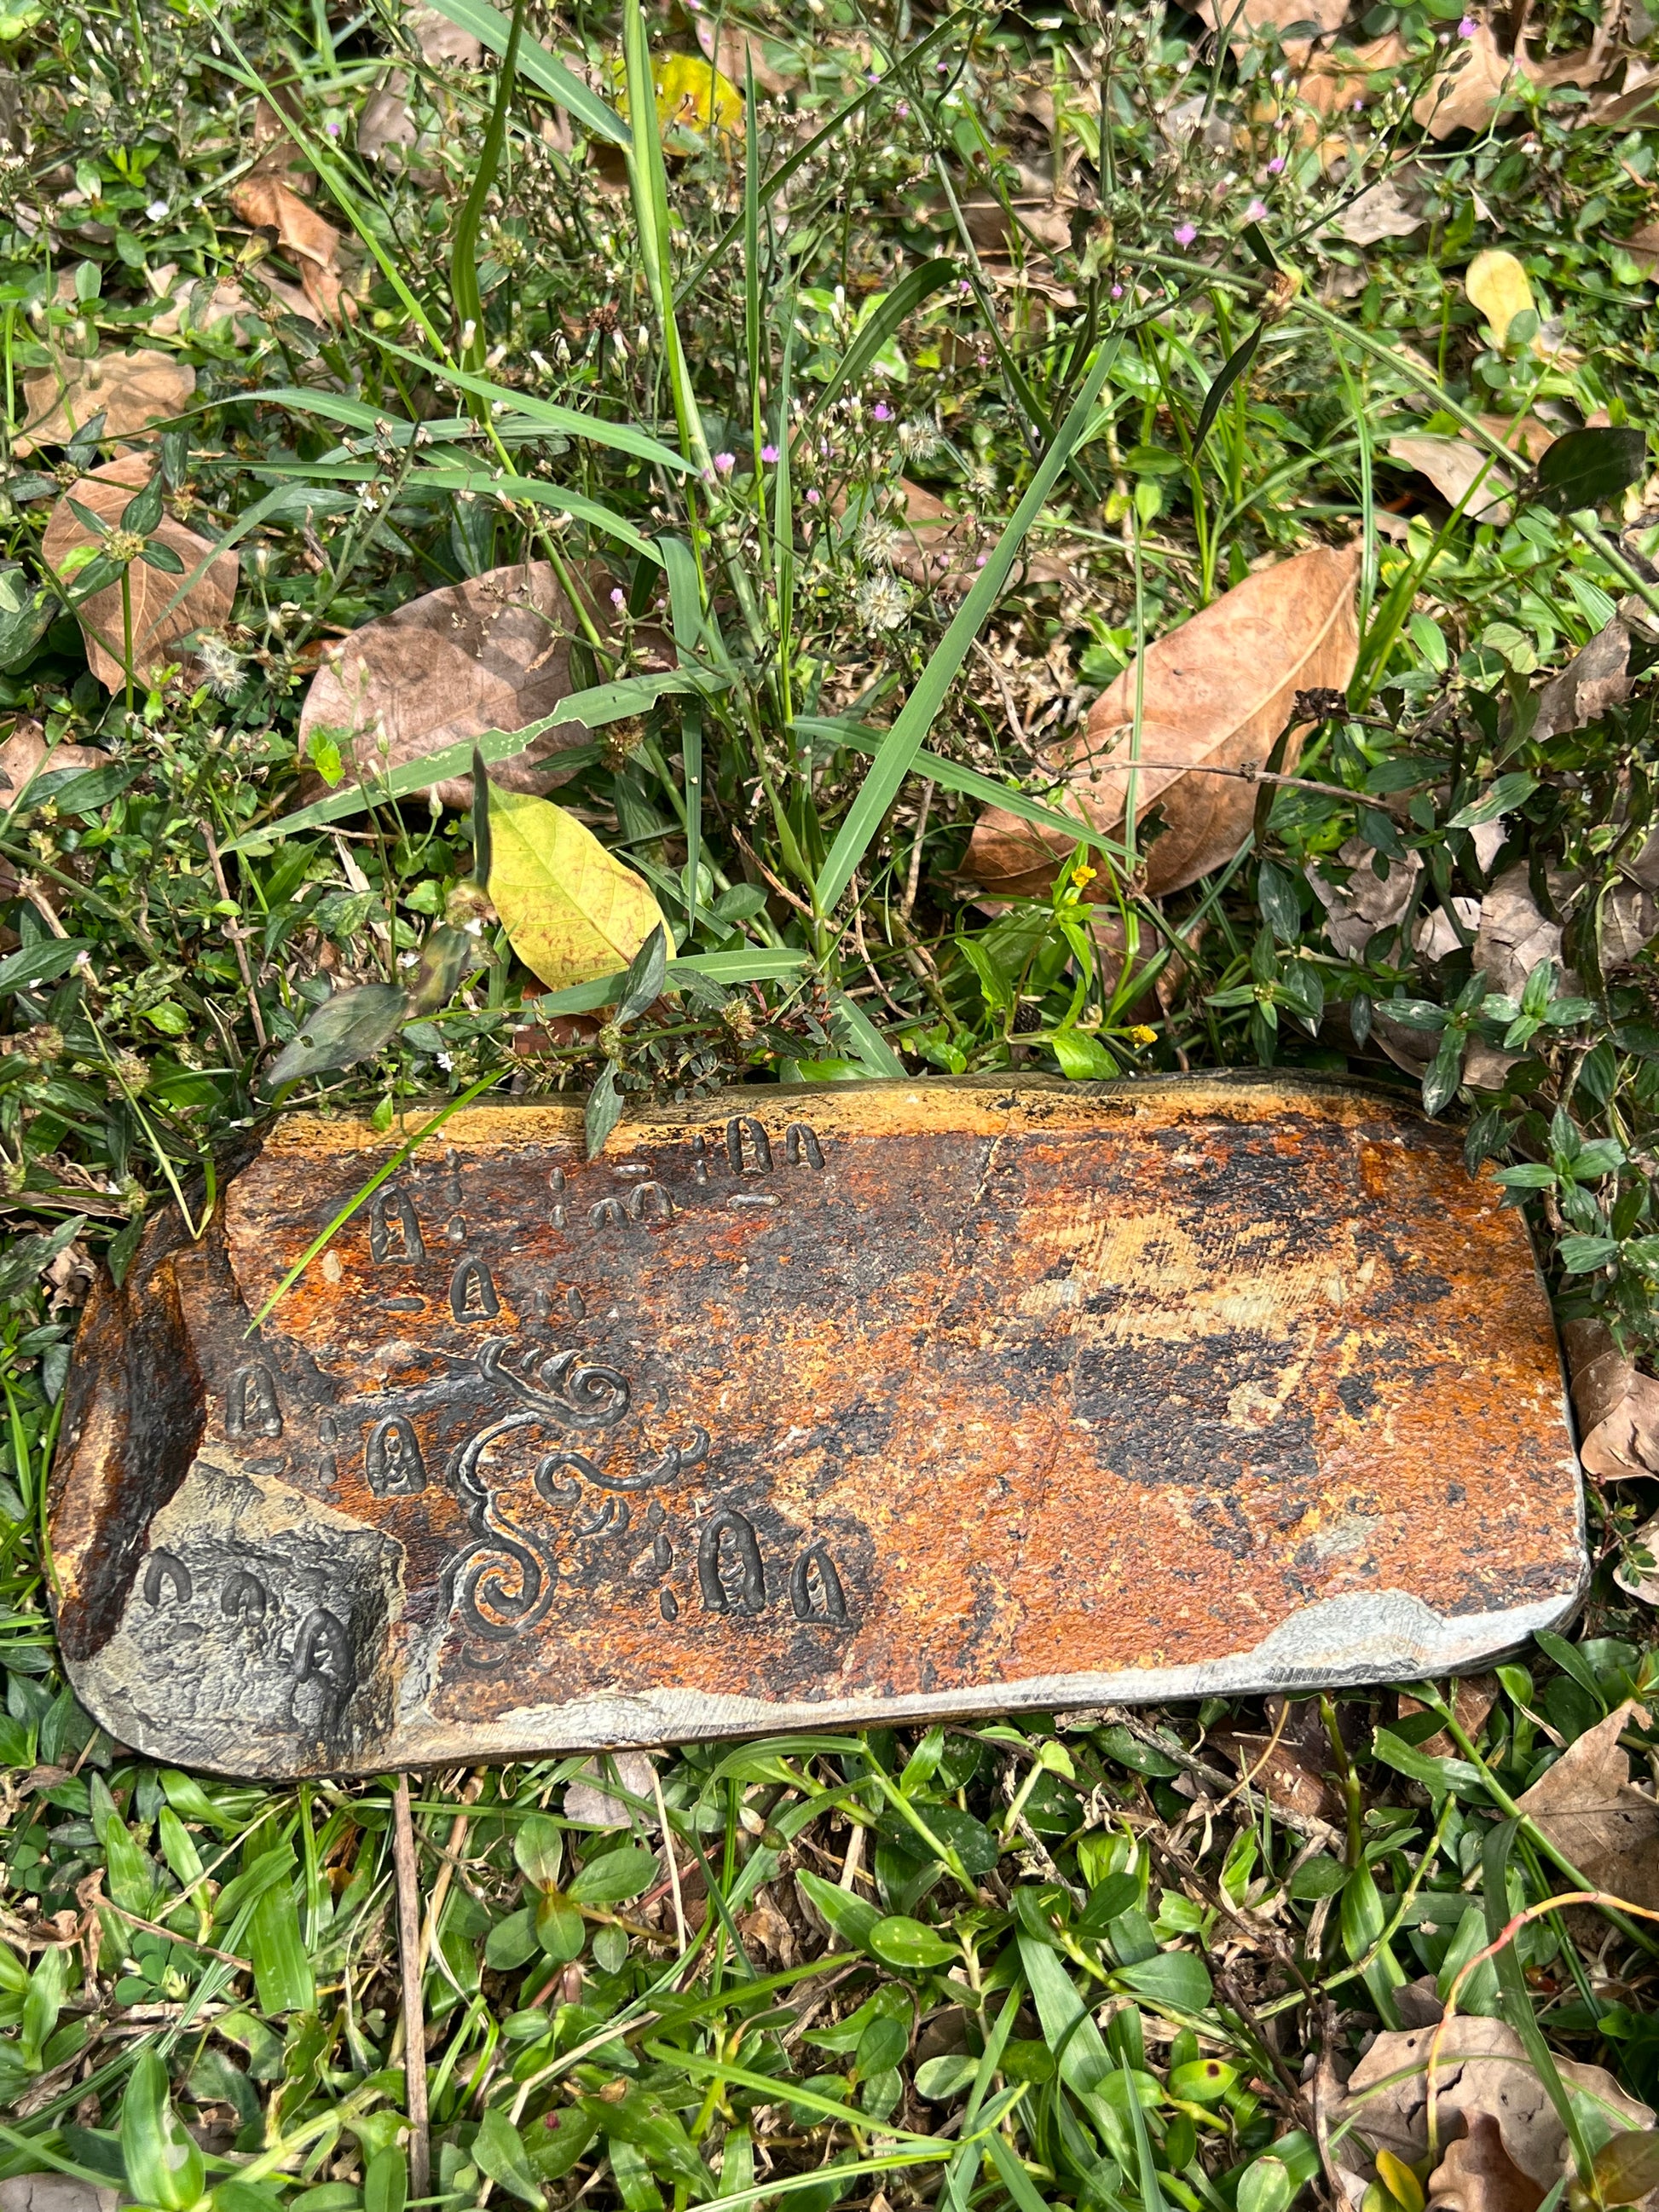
<box><xmin>1513</xmin><ymin>1699</ymin><xmax>1659</xmax><ymax>1911</ymax></box>
<box><xmin>963</xmin><ymin>543</ymin><xmax>1361</xmax><ymax>900</ymax></box>
<box><xmin>0</xmin><ymin>719</ymin><xmax>106</xmax><ymax>801</ymax></box>
<box><xmin>15</xmin><ymin>348</ymin><xmax>195</xmax><ymax>454</ymax></box>
<box><xmin>563</xmin><ymin>1749</ymin><xmax>660</xmax><ymax>1829</ymax></box>
<box><xmin>41</xmin><ymin>457</ymin><xmax>240</xmax><ymax>693</ymax></box>
<box><xmin>486</xmin><ymin>783</ymin><xmax>667</xmax><ymax>994</ymax></box>
<box><xmin>298</xmin><ymin>561</ymin><xmax>639</xmax><ymax>810</ymax></box>
<box><xmin>1335</xmin><ymin>2016</ymin><xmax>1654</xmax><ymax>2192</ymax></box>
<box><xmin>1472</xmin><ymin>864</ymin><xmax>1575</xmax><ymax>999</ymax></box>
<box><xmin>228</xmin><ymin>173</ymin><xmax>349</xmax><ymax>322</ymax></box>
<box><xmin>1562</xmin><ymin>1317</ymin><xmax>1659</xmax><ymax>1481</ymax></box>
<box><xmin>1397</xmin><ymin>1674</ymin><xmax>1499</xmax><ymax>1759</ymax></box>
<box><xmin>1429</xmin><ymin>2112</ymin><xmax>1546</xmax><ymax>2212</ymax></box>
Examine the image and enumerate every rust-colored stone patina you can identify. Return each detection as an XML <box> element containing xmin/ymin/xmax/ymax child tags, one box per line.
<box><xmin>50</xmin><ymin>1072</ymin><xmax>1585</xmax><ymax>1779</ymax></box>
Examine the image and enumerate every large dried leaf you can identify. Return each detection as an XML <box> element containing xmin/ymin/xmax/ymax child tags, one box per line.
<box><xmin>1429</xmin><ymin>2113</ymin><xmax>1546</xmax><ymax>2212</ymax></box>
<box><xmin>1533</xmin><ymin>618</ymin><xmax>1632</xmax><ymax>743</ymax></box>
<box><xmin>16</xmin><ymin>349</ymin><xmax>195</xmax><ymax>454</ymax></box>
<box><xmin>1563</xmin><ymin>1319</ymin><xmax>1659</xmax><ymax>1481</ymax></box>
<box><xmin>298</xmin><ymin>562</ymin><xmax>616</xmax><ymax>810</ymax></box>
<box><xmin>228</xmin><ymin>174</ymin><xmax>348</xmax><ymax>322</ymax></box>
<box><xmin>1513</xmin><ymin>1700</ymin><xmax>1659</xmax><ymax>1910</ymax></box>
<box><xmin>1414</xmin><ymin>23</ymin><xmax>1531</xmax><ymax>136</ymax></box>
<box><xmin>564</xmin><ymin>1750</ymin><xmax>661</xmax><ymax>1829</ymax></box>
<box><xmin>963</xmin><ymin>543</ymin><xmax>1361</xmax><ymax>899</ymax></box>
<box><xmin>487</xmin><ymin>783</ymin><xmax>667</xmax><ymax>993</ymax></box>
<box><xmin>41</xmin><ymin>458</ymin><xmax>239</xmax><ymax>692</ymax></box>
<box><xmin>1335</xmin><ymin>2018</ymin><xmax>1653</xmax><ymax>2189</ymax></box>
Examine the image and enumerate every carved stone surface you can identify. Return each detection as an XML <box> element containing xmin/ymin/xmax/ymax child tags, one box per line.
<box><xmin>50</xmin><ymin>1072</ymin><xmax>1585</xmax><ymax>1779</ymax></box>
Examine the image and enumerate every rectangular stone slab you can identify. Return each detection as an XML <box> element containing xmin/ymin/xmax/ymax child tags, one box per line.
<box><xmin>50</xmin><ymin>1072</ymin><xmax>1585</xmax><ymax>1779</ymax></box>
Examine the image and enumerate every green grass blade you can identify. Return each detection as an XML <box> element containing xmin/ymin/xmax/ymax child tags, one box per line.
<box><xmin>802</xmin><ymin>258</ymin><xmax>961</xmax><ymax>425</ymax></box>
<box><xmin>534</xmin><ymin>948</ymin><xmax>809</xmax><ymax>1016</ymax></box>
<box><xmin>415</xmin><ymin>0</ymin><xmax>631</xmax><ymax>145</ymax></box>
<box><xmin>813</xmin><ymin>330</ymin><xmax>1122</xmax><ymax>912</ymax></box>
<box><xmin>370</xmin><ymin>341</ymin><xmax>694</xmax><ymax>473</ymax></box>
<box><xmin>221</xmin><ymin>670</ymin><xmax>730</xmax><ymax>852</ymax></box>
<box><xmin>795</xmin><ymin>715</ymin><xmax>1130</xmax><ymax>868</ymax></box>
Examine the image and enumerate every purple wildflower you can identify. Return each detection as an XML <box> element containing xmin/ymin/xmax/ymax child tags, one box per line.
<box><xmin>1267</xmin><ymin>153</ymin><xmax>1286</xmax><ymax>173</ymax></box>
<box><xmin>610</xmin><ymin>587</ymin><xmax>625</xmax><ymax>608</ymax></box>
<box><xmin>1172</xmin><ymin>220</ymin><xmax>1198</xmax><ymax>247</ymax></box>
<box><xmin>873</xmin><ymin>401</ymin><xmax>892</xmax><ymax>421</ymax></box>
<box><xmin>1246</xmin><ymin>198</ymin><xmax>1268</xmax><ymax>220</ymax></box>
<box><xmin>1458</xmin><ymin>12</ymin><xmax>1477</xmax><ymax>30</ymax></box>
<box><xmin>760</xmin><ymin>442</ymin><xmax>778</xmax><ymax>464</ymax></box>
<box><xmin>714</xmin><ymin>451</ymin><xmax>736</xmax><ymax>475</ymax></box>
<box><xmin>806</xmin><ymin>487</ymin><xmax>821</xmax><ymax>504</ymax></box>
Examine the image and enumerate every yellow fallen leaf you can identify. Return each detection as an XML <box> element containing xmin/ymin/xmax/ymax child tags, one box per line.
<box><xmin>651</xmin><ymin>50</ymin><xmax>742</xmax><ymax>136</ymax></box>
<box><xmin>1465</xmin><ymin>247</ymin><xmax>1535</xmax><ymax>348</ymax></box>
<box><xmin>488</xmin><ymin>783</ymin><xmax>668</xmax><ymax>993</ymax></box>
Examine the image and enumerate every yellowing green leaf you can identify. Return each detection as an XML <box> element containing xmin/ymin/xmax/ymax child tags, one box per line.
<box><xmin>652</xmin><ymin>50</ymin><xmax>742</xmax><ymax>135</ymax></box>
<box><xmin>488</xmin><ymin>784</ymin><xmax>667</xmax><ymax>992</ymax></box>
<box><xmin>1465</xmin><ymin>250</ymin><xmax>1535</xmax><ymax>349</ymax></box>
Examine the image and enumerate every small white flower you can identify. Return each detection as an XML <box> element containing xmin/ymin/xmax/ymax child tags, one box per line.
<box><xmin>897</xmin><ymin>416</ymin><xmax>942</xmax><ymax>461</ymax></box>
<box><xmin>195</xmin><ymin>632</ymin><xmax>245</xmax><ymax>700</ymax></box>
<box><xmin>436</xmin><ymin>1050</ymin><xmax>454</xmax><ymax>1070</ymax></box>
<box><xmin>856</xmin><ymin>512</ymin><xmax>902</xmax><ymax>567</ymax></box>
<box><xmin>855</xmin><ymin>572</ymin><xmax>910</xmax><ymax>633</ymax></box>
<box><xmin>146</xmin><ymin>198</ymin><xmax>169</xmax><ymax>222</ymax></box>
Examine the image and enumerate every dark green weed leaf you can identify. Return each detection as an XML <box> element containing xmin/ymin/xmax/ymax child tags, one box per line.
<box><xmin>262</xmin><ymin>983</ymin><xmax>408</xmax><ymax>1090</ymax></box>
<box><xmin>1532</xmin><ymin>426</ymin><xmax>1647</xmax><ymax>514</ymax></box>
<box><xmin>585</xmin><ymin>1062</ymin><xmax>625</xmax><ymax>1158</ymax></box>
<box><xmin>566</xmin><ymin>1842</ymin><xmax>657</xmax><ymax>1904</ymax></box>
<box><xmin>1110</xmin><ymin>1952</ymin><xmax>1213</xmax><ymax>2012</ymax></box>
<box><xmin>475</xmin><ymin>2105</ymin><xmax>545</xmax><ymax>2207</ymax></box>
<box><xmin>866</xmin><ymin>1915</ymin><xmax>958</xmax><ymax>1970</ymax></box>
<box><xmin>120</xmin><ymin>2049</ymin><xmax>205</xmax><ymax>2211</ymax></box>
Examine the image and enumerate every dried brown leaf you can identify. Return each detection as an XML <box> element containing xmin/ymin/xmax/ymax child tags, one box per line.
<box><xmin>297</xmin><ymin>561</ymin><xmax>659</xmax><ymax>810</ymax></box>
<box><xmin>1429</xmin><ymin>2113</ymin><xmax>1546</xmax><ymax>2212</ymax></box>
<box><xmin>1616</xmin><ymin>1506</ymin><xmax>1659</xmax><ymax>1607</ymax></box>
<box><xmin>1338</xmin><ymin>175</ymin><xmax>1426</xmax><ymax>245</ymax></box>
<box><xmin>963</xmin><ymin>543</ymin><xmax>1361</xmax><ymax>899</ymax></box>
<box><xmin>1513</xmin><ymin>1699</ymin><xmax>1659</xmax><ymax>1910</ymax></box>
<box><xmin>1414</xmin><ymin>23</ymin><xmax>1532</xmax><ymax>137</ymax></box>
<box><xmin>1337</xmin><ymin>2019</ymin><xmax>1654</xmax><ymax>2189</ymax></box>
<box><xmin>1562</xmin><ymin>1317</ymin><xmax>1659</xmax><ymax>1480</ymax></box>
<box><xmin>0</xmin><ymin>720</ymin><xmax>105</xmax><ymax>800</ymax></box>
<box><xmin>1397</xmin><ymin>1676</ymin><xmax>1498</xmax><ymax>1759</ymax></box>
<box><xmin>228</xmin><ymin>174</ymin><xmax>349</xmax><ymax>322</ymax></box>
<box><xmin>16</xmin><ymin>349</ymin><xmax>195</xmax><ymax>454</ymax></box>
<box><xmin>1622</xmin><ymin>221</ymin><xmax>1659</xmax><ymax>276</ymax></box>
<box><xmin>1388</xmin><ymin>434</ymin><xmax>1515</xmax><ymax>523</ymax></box>
<box><xmin>1297</xmin><ymin>33</ymin><xmax>1408</xmax><ymax>124</ymax></box>
<box><xmin>1532</xmin><ymin>619</ymin><xmax>1633</xmax><ymax>742</ymax></box>
<box><xmin>41</xmin><ymin>458</ymin><xmax>239</xmax><ymax>693</ymax></box>
<box><xmin>563</xmin><ymin>1749</ymin><xmax>660</xmax><ymax>1829</ymax></box>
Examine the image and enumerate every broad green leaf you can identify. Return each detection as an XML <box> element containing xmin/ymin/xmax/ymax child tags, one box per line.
<box><xmin>120</xmin><ymin>2049</ymin><xmax>205</xmax><ymax>2212</ymax></box>
<box><xmin>567</xmin><ymin>1842</ymin><xmax>659</xmax><ymax>1904</ymax></box>
<box><xmin>488</xmin><ymin>785</ymin><xmax>668</xmax><ymax>992</ymax></box>
<box><xmin>475</xmin><ymin>2106</ymin><xmax>545</xmax><ymax>2207</ymax></box>
<box><xmin>484</xmin><ymin>1907</ymin><xmax>539</xmax><ymax>1971</ymax></box>
<box><xmin>1110</xmin><ymin>1950</ymin><xmax>1213</xmax><ymax>2013</ymax></box>
<box><xmin>1169</xmin><ymin>2059</ymin><xmax>1237</xmax><ymax>2102</ymax></box>
<box><xmin>916</xmin><ymin>2053</ymin><xmax>978</xmax><ymax>2101</ymax></box>
<box><xmin>1018</xmin><ymin>1932</ymin><xmax>1113</xmax><ymax>2094</ymax></box>
<box><xmin>244</xmin><ymin>1837</ymin><xmax>315</xmax><ymax>2015</ymax></box>
<box><xmin>261</xmin><ymin>983</ymin><xmax>408</xmax><ymax>1091</ymax></box>
<box><xmin>796</xmin><ymin>1866</ymin><xmax>883</xmax><ymax>1950</ymax></box>
<box><xmin>514</xmin><ymin>1815</ymin><xmax>564</xmax><ymax>1890</ymax></box>
<box><xmin>1236</xmin><ymin>2156</ymin><xmax>1292</xmax><ymax>2212</ymax></box>
<box><xmin>867</xmin><ymin>1915</ymin><xmax>959</xmax><ymax>1971</ymax></box>
<box><xmin>1535</xmin><ymin>426</ymin><xmax>1648</xmax><ymax>514</ymax></box>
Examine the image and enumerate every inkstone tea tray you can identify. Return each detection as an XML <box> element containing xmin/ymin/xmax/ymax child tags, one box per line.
<box><xmin>50</xmin><ymin>1072</ymin><xmax>1586</xmax><ymax>1780</ymax></box>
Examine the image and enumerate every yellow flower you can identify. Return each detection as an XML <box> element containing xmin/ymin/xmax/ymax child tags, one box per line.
<box><xmin>1070</xmin><ymin>863</ymin><xmax>1096</xmax><ymax>889</ymax></box>
<box><xmin>1125</xmin><ymin>1024</ymin><xmax>1158</xmax><ymax>1047</ymax></box>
